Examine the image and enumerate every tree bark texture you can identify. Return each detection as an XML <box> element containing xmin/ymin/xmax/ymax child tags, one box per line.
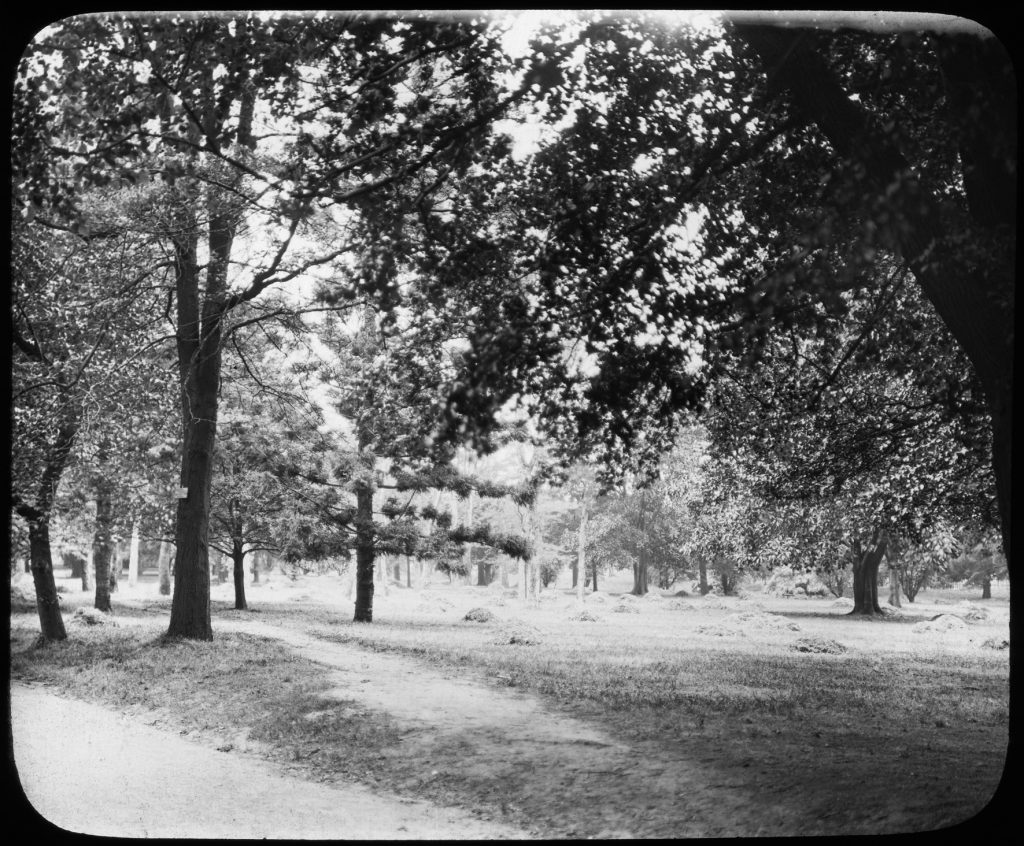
<box><xmin>15</xmin><ymin>402</ymin><xmax>78</xmax><ymax>641</ymax></box>
<box><xmin>982</xmin><ymin>577</ymin><xmax>992</xmax><ymax>600</ymax></box>
<box><xmin>92</xmin><ymin>485</ymin><xmax>114</xmax><ymax>613</ymax></box>
<box><xmin>698</xmin><ymin>556</ymin><xmax>709</xmax><ymax>596</ymax></box>
<box><xmin>850</xmin><ymin>529</ymin><xmax>888</xmax><ymax>615</ymax></box>
<box><xmin>232</xmin><ymin>536</ymin><xmax>247</xmax><ymax>611</ymax></box>
<box><xmin>158</xmin><ymin>540</ymin><xmax>172</xmax><ymax>596</ymax></box>
<box><xmin>167</xmin><ymin>193</ymin><xmax>216</xmax><ymax>640</ymax></box>
<box><xmin>737</xmin><ymin>25</ymin><xmax>1014</xmax><ymax>566</ymax></box>
<box><xmin>353</xmin><ymin>482</ymin><xmax>375</xmax><ymax>622</ymax></box>
<box><xmin>27</xmin><ymin>521</ymin><xmax>67</xmax><ymax>641</ymax></box>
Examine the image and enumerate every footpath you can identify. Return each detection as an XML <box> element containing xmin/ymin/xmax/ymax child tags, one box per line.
<box><xmin>10</xmin><ymin>681</ymin><xmax>526</xmax><ymax>839</ymax></box>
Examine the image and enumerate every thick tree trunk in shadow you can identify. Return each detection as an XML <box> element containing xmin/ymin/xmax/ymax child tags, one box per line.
<box><xmin>850</xmin><ymin>529</ymin><xmax>888</xmax><ymax>615</ymax></box>
<box><xmin>92</xmin><ymin>485</ymin><xmax>114</xmax><ymax>613</ymax></box>
<box><xmin>632</xmin><ymin>550</ymin><xmax>649</xmax><ymax>596</ymax></box>
<box><xmin>232</xmin><ymin>537</ymin><xmax>247</xmax><ymax>611</ymax></box>
<box><xmin>982</xmin><ymin>577</ymin><xmax>992</xmax><ymax>600</ymax></box>
<box><xmin>27</xmin><ymin>521</ymin><xmax>66</xmax><ymax>641</ymax></box>
<box><xmin>698</xmin><ymin>556</ymin><xmax>710</xmax><ymax>596</ymax></box>
<box><xmin>353</xmin><ymin>482</ymin><xmax>375</xmax><ymax>623</ymax></box>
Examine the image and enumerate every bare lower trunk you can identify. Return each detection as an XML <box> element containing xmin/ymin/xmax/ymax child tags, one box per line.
<box><xmin>982</xmin><ymin>577</ymin><xmax>992</xmax><ymax>600</ymax></box>
<box><xmin>167</xmin><ymin>406</ymin><xmax>217</xmax><ymax>639</ymax></box>
<box><xmin>518</xmin><ymin>557</ymin><xmax>527</xmax><ymax>600</ymax></box>
<box><xmin>92</xmin><ymin>486</ymin><xmax>114</xmax><ymax>613</ymax></box>
<box><xmin>698</xmin><ymin>557</ymin><xmax>709</xmax><ymax>596</ymax></box>
<box><xmin>82</xmin><ymin>549</ymin><xmax>93</xmax><ymax>593</ymax></box>
<box><xmin>887</xmin><ymin>566</ymin><xmax>902</xmax><ymax>608</ymax></box>
<box><xmin>353</xmin><ymin>483</ymin><xmax>375</xmax><ymax>622</ymax></box>
<box><xmin>632</xmin><ymin>551</ymin><xmax>649</xmax><ymax>596</ymax></box>
<box><xmin>591</xmin><ymin>562</ymin><xmax>598</xmax><ymax>592</ymax></box>
<box><xmin>851</xmin><ymin>529</ymin><xmax>887</xmax><ymax>615</ymax></box>
<box><xmin>158</xmin><ymin>540</ymin><xmax>172</xmax><ymax>596</ymax></box>
<box><xmin>232</xmin><ymin>537</ymin><xmax>247</xmax><ymax>610</ymax></box>
<box><xmin>28</xmin><ymin>521</ymin><xmax>66</xmax><ymax>641</ymax></box>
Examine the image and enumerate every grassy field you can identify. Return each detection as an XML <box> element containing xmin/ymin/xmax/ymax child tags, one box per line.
<box><xmin>10</xmin><ymin>569</ymin><xmax>1011</xmax><ymax>837</ymax></box>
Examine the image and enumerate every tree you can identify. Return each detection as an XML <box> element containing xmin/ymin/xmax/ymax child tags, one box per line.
<box><xmin>15</xmin><ymin>12</ymin><xmax>542</xmax><ymax>638</ymax></box>
<box><xmin>942</xmin><ymin>528</ymin><xmax>1007</xmax><ymax>600</ymax></box>
<box><xmin>11</xmin><ymin>189</ymin><xmax>172</xmax><ymax>637</ymax></box>
<box><xmin>731</xmin><ymin>21</ymin><xmax>1013</xmax><ymax>563</ymax></box>
<box><xmin>695</xmin><ymin>256</ymin><xmax>996</xmax><ymax>614</ymax></box>
<box><xmin>418</xmin><ymin>14</ymin><xmax>1012</xmax><ymax>571</ymax></box>
<box><xmin>890</xmin><ymin>520</ymin><xmax>959</xmax><ymax>603</ymax></box>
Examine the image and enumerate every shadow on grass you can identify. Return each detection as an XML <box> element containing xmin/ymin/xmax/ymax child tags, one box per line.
<box><xmin>779</xmin><ymin>608</ymin><xmax>930</xmax><ymax>624</ymax></box>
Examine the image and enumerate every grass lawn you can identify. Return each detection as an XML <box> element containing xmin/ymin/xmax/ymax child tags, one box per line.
<box><xmin>9</xmin><ymin>570</ymin><xmax>1011</xmax><ymax>837</ymax></box>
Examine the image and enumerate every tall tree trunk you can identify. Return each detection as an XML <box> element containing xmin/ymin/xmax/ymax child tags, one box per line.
<box><xmin>158</xmin><ymin>539</ymin><xmax>172</xmax><ymax>596</ymax></box>
<box><xmin>167</xmin><ymin>198</ymin><xmax>217</xmax><ymax>640</ymax></box>
<box><xmin>698</xmin><ymin>556</ymin><xmax>709</xmax><ymax>596</ymax></box>
<box><xmin>851</xmin><ymin>529</ymin><xmax>887</xmax><ymax>615</ymax></box>
<box><xmin>27</xmin><ymin>520</ymin><xmax>67</xmax><ymax>641</ymax></box>
<box><xmin>981</xmin><ymin>576</ymin><xmax>992</xmax><ymax>600</ymax></box>
<box><xmin>232</xmin><ymin>535</ymin><xmax>247</xmax><ymax>611</ymax></box>
<box><xmin>518</xmin><ymin>557</ymin><xmax>527</xmax><ymax>600</ymax></box>
<box><xmin>167</xmin><ymin>72</ymin><xmax>256</xmax><ymax>638</ymax></box>
<box><xmin>406</xmin><ymin>555</ymin><xmax>413</xmax><ymax>588</ymax></box>
<box><xmin>353</xmin><ymin>481</ymin><xmax>375</xmax><ymax>622</ymax></box>
<box><xmin>591</xmin><ymin>561</ymin><xmax>599</xmax><ymax>592</ymax></box>
<box><xmin>92</xmin><ymin>485</ymin><xmax>114</xmax><ymax>612</ymax></box>
<box><xmin>576</xmin><ymin>503</ymin><xmax>588</xmax><ymax>604</ymax></box>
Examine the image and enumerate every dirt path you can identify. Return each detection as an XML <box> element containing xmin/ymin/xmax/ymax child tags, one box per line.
<box><xmin>11</xmin><ymin>681</ymin><xmax>527</xmax><ymax>839</ymax></box>
<box><xmin>173</xmin><ymin>618</ymin><xmax>813</xmax><ymax>837</ymax></box>
<box><xmin>14</xmin><ymin>612</ymin><xmax>988</xmax><ymax>837</ymax></box>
